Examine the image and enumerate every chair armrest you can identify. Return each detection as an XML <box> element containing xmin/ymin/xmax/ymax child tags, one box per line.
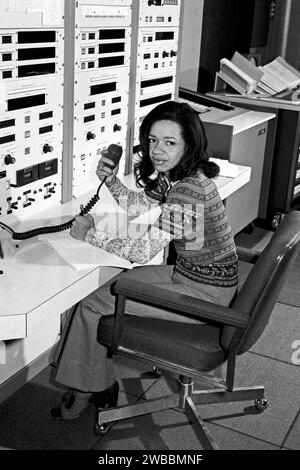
<box><xmin>236</xmin><ymin>245</ymin><xmax>261</xmax><ymax>264</ymax></box>
<box><xmin>112</xmin><ymin>279</ymin><xmax>248</xmax><ymax>328</ymax></box>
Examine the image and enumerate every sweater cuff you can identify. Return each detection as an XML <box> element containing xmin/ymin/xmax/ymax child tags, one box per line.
<box><xmin>85</xmin><ymin>227</ymin><xmax>109</xmax><ymax>245</ymax></box>
<box><xmin>107</xmin><ymin>176</ymin><xmax>122</xmax><ymax>192</ymax></box>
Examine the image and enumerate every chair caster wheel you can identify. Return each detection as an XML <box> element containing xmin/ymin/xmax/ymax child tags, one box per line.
<box><xmin>141</xmin><ymin>366</ymin><xmax>162</xmax><ymax>379</ymax></box>
<box><xmin>94</xmin><ymin>422</ymin><xmax>110</xmax><ymax>437</ymax></box>
<box><xmin>271</xmin><ymin>213</ymin><xmax>284</xmax><ymax>230</ymax></box>
<box><xmin>255</xmin><ymin>397</ymin><xmax>269</xmax><ymax>412</ymax></box>
<box><xmin>243</xmin><ymin>222</ymin><xmax>255</xmax><ymax>234</ymax></box>
<box><xmin>152</xmin><ymin>366</ymin><xmax>162</xmax><ymax>378</ymax></box>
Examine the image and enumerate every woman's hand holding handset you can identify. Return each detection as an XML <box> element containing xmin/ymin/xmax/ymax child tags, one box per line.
<box><xmin>70</xmin><ymin>205</ymin><xmax>95</xmax><ymax>241</ymax></box>
<box><xmin>71</xmin><ymin>144</ymin><xmax>123</xmax><ymax>240</ymax></box>
<box><xmin>96</xmin><ymin>144</ymin><xmax>123</xmax><ymax>187</ymax></box>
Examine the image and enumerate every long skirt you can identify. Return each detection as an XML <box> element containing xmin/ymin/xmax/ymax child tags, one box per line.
<box><xmin>53</xmin><ymin>265</ymin><xmax>237</xmax><ymax>392</ymax></box>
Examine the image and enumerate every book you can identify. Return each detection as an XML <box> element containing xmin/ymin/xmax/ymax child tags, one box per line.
<box><xmin>216</xmin><ymin>52</ymin><xmax>300</xmax><ymax>104</ymax></box>
<box><xmin>259</xmin><ymin>56</ymin><xmax>300</xmax><ymax>93</ymax></box>
<box><xmin>218</xmin><ymin>51</ymin><xmax>263</xmax><ymax>95</ymax></box>
<box><xmin>219</xmin><ymin>57</ymin><xmax>257</xmax><ymax>95</ymax></box>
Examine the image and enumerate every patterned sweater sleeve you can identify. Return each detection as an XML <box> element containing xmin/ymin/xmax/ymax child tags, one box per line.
<box><xmin>85</xmin><ymin>177</ymin><xmax>203</xmax><ymax>263</ymax></box>
<box><xmin>85</xmin><ymin>225</ymin><xmax>171</xmax><ymax>264</ymax></box>
<box><xmin>156</xmin><ymin>179</ymin><xmax>204</xmax><ymax>248</ymax></box>
<box><xmin>85</xmin><ymin>177</ymin><xmax>171</xmax><ymax>264</ymax></box>
<box><xmin>107</xmin><ymin>177</ymin><xmax>158</xmax><ymax>217</ymax></box>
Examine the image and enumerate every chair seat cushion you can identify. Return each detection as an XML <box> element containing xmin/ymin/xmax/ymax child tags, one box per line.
<box><xmin>98</xmin><ymin>315</ymin><xmax>226</xmax><ymax>372</ymax></box>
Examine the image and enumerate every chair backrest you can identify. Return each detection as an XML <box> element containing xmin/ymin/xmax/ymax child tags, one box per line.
<box><xmin>221</xmin><ymin>211</ymin><xmax>300</xmax><ymax>354</ymax></box>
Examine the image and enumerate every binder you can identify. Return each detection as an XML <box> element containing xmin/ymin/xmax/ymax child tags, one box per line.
<box><xmin>218</xmin><ymin>52</ymin><xmax>263</xmax><ymax>95</ymax></box>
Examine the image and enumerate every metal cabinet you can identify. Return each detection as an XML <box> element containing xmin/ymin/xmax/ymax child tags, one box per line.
<box><xmin>206</xmin><ymin>93</ymin><xmax>300</xmax><ymax>226</ymax></box>
<box><xmin>201</xmin><ymin>110</ymin><xmax>274</xmax><ymax>235</ymax></box>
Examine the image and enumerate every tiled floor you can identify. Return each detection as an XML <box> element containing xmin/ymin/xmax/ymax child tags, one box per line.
<box><xmin>0</xmin><ymin>225</ymin><xmax>299</xmax><ymax>450</ymax></box>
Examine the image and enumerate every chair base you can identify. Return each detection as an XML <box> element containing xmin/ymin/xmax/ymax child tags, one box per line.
<box><xmin>94</xmin><ymin>379</ymin><xmax>266</xmax><ymax>450</ymax></box>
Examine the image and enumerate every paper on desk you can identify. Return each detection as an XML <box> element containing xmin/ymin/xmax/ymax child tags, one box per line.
<box><xmin>39</xmin><ymin>231</ymin><xmax>134</xmax><ymax>270</ymax></box>
<box><xmin>211</xmin><ymin>158</ymin><xmax>240</xmax><ymax>177</ymax></box>
<box><xmin>38</xmin><ymin>204</ymin><xmax>162</xmax><ymax>270</ymax></box>
<box><xmin>38</xmin><ymin>204</ymin><xmax>129</xmax><ymax>269</ymax></box>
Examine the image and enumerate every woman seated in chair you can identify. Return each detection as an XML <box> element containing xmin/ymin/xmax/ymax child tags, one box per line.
<box><xmin>51</xmin><ymin>100</ymin><xmax>238</xmax><ymax>420</ymax></box>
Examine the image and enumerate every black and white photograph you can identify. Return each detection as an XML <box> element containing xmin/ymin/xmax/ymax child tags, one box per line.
<box><xmin>0</xmin><ymin>0</ymin><xmax>299</xmax><ymax>457</ymax></box>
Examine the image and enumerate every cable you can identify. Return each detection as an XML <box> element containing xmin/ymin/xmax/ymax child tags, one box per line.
<box><xmin>0</xmin><ymin>143</ymin><xmax>123</xmax><ymax>241</ymax></box>
<box><xmin>0</xmin><ymin>177</ymin><xmax>107</xmax><ymax>240</ymax></box>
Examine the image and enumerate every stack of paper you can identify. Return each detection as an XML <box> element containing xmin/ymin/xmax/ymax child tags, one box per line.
<box><xmin>39</xmin><ymin>231</ymin><xmax>134</xmax><ymax>270</ymax></box>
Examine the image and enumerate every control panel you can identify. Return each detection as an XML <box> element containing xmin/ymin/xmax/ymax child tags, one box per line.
<box><xmin>0</xmin><ymin>1</ymin><xmax>64</xmax><ymax>221</ymax></box>
<box><xmin>133</xmin><ymin>0</ymin><xmax>181</xmax><ymax>146</ymax></box>
<box><xmin>139</xmin><ymin>0</ymin><xmax>181</xmax><ymax>27</ymax></box>
<box><xmin>72</xmin><ymin>0</ymin><xmax>132</xmax><ymax>197</ymax></box>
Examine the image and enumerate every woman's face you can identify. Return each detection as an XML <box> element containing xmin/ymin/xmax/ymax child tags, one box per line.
<box><xmin>149</xmin><ymin>119</ymin><xmax>186</xmax><ymax>175</ymax></box>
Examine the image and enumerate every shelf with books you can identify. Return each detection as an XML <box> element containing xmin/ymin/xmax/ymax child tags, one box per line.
<box><xmin>215</xmin><ymin>52</ymin><xmax>300</xmax><ymax>105</ymax></box>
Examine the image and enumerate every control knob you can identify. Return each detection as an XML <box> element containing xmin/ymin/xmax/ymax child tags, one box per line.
<box><xmin>113</xmin><ymin>124</ymin><xmax>122</xmax><ymax>132</ymax></box>
<box><xmin>87</xmin><ymin>131</ymin><xmax>96</xmax><ymax>140</ymax></box>
<box><xmin>43</xmin><ymin>143</ymin><xmax>53</xmax><ymax>154</ymax></box>
<box><xmin>4</xmin><ymin>154</ymin><xmax>16</xmax><ymax>165</ymax></box>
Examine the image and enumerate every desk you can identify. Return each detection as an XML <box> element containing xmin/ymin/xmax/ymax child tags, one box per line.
<box><xmin>207</xmin><ymin>93</ymin><xmax>300</xmax><ymax>225</ymax></box>
<box><xmin>0</xmin><ymin>162</ymin><xmax>250</xmax><ymax>399</ymax></box>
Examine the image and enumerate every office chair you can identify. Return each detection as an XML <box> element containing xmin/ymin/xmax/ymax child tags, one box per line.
<box><xmin>95</xmin><ymin>210</ymin><xmax>300</xmax><ymax>449</ymax></box>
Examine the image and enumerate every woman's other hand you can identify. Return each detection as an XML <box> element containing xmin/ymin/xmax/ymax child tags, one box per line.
<box><xmin>70</xmin><ymin>211</ymin><xmax>95</xmax><ymax>241</ymax></box>
<box><xmin>96</xmin><ymin>148</ymin><xmax>119</xmax><ymax>186</ymax></box>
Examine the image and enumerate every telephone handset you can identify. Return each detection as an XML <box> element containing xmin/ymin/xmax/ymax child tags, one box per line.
<box><xmin>0</xmin><ymin>144</ymin><xmax>123</xmax><ymax>241</ymax></box>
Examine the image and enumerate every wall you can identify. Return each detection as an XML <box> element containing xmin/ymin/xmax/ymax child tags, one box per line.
<box><xmin>179</xmin><ymin>0</ymin><xmax>257</xmax><ymax>93</ymax></box>
<box><xmin>259</xmin><ymin>0</ymin><xmax>293</xmax><ymax>64</ymax></box>
<box><xmin>286</xmin><ymin>0</ymin><xmax>300</xmax><ymax>69</ymax></box>
<box><xmin>179</xmin><ymin>0</ymin><xmax>203</xmax><ymax>91</ymax></box>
